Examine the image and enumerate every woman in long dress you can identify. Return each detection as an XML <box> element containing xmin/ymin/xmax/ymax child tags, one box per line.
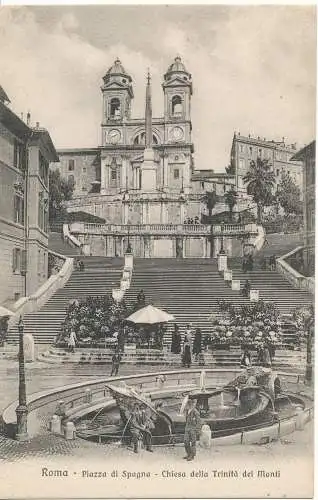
<box><xmin>182</xmin><ymin>338</ymin><xmax>192</xmax><ymax>368</ymax></box>
<box><xmin>171</xmin><ymin>324</ymin><xmax>181</xmax><ymax>354</ymax></box>
<box><xmin>192</xmin><ymin>328</ymin><xmax>202</xmax><ymax>361</ymax></box>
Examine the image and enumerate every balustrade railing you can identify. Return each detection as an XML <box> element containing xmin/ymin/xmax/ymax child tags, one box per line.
<box><xmin>75</xmin><ymin>222</ymin><xmax>258</xmax><ymax>236</ymax></box>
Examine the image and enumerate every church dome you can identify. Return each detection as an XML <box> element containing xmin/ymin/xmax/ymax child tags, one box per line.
<box><xmin>164</xmin><ymin>56</ymin><xmax>190</xmax><ymax>79</ymax></box>
<box><xmin>104</xmin><ymin>58</ymin><xmax>132</xmax><ymax>83</ymax></box>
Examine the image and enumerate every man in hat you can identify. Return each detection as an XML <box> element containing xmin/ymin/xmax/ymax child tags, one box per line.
<box><xmin>140</xmin><ymin>406</ymin><xmax>155</xmax><ymax>452</ymax></box>
<box><xmin>110</xmin><ymin>349</ymin><xmax>121</xmax><ymax>376</ymax></box>
<box><xmin>129</xmin><ymin>404</ymin><xmax>145</xmax><ymax>454</ymax></box>
<box><xmin>184</xmin><ymin>399</ymin><xmax>201</xmax><ymax>461</ymax></box>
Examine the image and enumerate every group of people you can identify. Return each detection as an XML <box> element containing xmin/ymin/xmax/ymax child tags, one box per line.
<box><xmin>75</xmin><ymin>259</ymin><xmax>85</xmax><ymax>271</ymax></box>
<box><xmin>171</xmin><ymin>324</ymin><xmax>203</xmax><ymax>368</ymax></box>
<box><xmin>129</xmin><ymin>398</ymin><xmax>200</xmax><ymax>461</ymax></box>
<box><xmin>240</xmin><ymin>344</ymin><xmax>273</xmax><ymax>369</ymax></box>
<box><xmin>183</xmin><ymin>216</ymin><xmax>201</xmax><ymax>225</ymax></box>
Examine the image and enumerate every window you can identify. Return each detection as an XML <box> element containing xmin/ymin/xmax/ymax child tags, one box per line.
<box><xmin>110</xmin><ymin>98</ymin><xmax>121</xmax><ymax>119</ymax></box>
<box><xmin>39</xmin><ymin>152</ymin><xmax>49</xmax><ymax>186</ymax></box>
<box><xmin>111</xmin><ymin>169</ymin><xmax>117</xmax><ymax>180</ymax></box>
<box><xmin>288</xmin><ymin>170</ymin><xmax>290</xmax><ymax>175</ymax></box>
<box><xmin>258</xmin><ymin>148</ymin><xmax>262</xmax><ymax>157</ymax></box>
<box><xmin>14</xmin><ymin>140</ymin><xmax>25</xmax><ymax>171</ymax></box>
<box><xmin>249</xmin><ymin>147</ymin><xmax>253</xmax><ymax>156</ymax></box>
<box><xmin>68</xmin><ymin>159</ymin><xmax>75</xmax><ymax>171</ymax></box>
<box><xmin>82</xmin><ymin>167</ymin><xmax>86</xmax><ymax>173</ymax></box>
<box><xmin>172</xmin><ymin>95</ymin><xmax>182</xmax><ymax>116</ymax></box>
<box><xmin>14</xmin><ymin>194</ymin><xmax>24</xmax><ymax>225</ymax></box>
<box><xmin>201</xmin><ymin>181</ymin><xmax>205</xmax><ymax>189</ymax></box>
<box><xmin>174</xmin><ymin>168</ymin><xmax>180</xmax><ymax>179</ymax></box>
<box><xmin>12</xmin><ymin>248</ymin><xmax>21</xmax><ymax>273</ymax></box>
<box><xmin>68</xmin><ymin>174</ymin><xmax>75</xmax><ymax>184</ymax></box>
<box><xmin>133</xmin><ymin>132</ymin><xmax>158</xmax><ymax>145</ymax></box>
<box><xmin>240</xmin><ymin>145</ymin><xmax>244</xmax><ymax>153</ymax></box>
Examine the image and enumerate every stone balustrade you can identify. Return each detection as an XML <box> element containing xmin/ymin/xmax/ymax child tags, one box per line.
<box><xmin>71</xmin><ymin>222</ymin><xmax>258</xmax><ymax>237</ymax></box>
<box><xmin>276</xmin><ymin>246</ymin><xmax>315</xmax><ymax>294</ymax></box>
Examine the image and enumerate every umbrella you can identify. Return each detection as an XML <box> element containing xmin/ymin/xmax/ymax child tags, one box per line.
<box><xmin>0</xmin><ymin>306</ymin><xmax>14</xmax><ymax>318</ymax></box>
<box><xmin>125</xmin><ymin>304</ymin><xmax>175</xmax><ymax>325</ymax></box>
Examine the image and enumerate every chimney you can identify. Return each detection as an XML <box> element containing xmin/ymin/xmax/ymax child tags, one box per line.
<box><xmin>36</xmin><ymin>121</ymin><xmax>39</xmax><ymax>129</ymax></box>
<box><xmin>21</xmin><ymin>112</ymin><xmax>24</xmax><ymax>121</ymax></box>
<box><xmin>26</xmin><ymin>112</ymin><xmax>31</xmax><ymax>126</ymax></box>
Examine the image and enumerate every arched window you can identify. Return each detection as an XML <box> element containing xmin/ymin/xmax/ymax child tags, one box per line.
<box><xmin>172</xmin><ymin>95</ymin><xmax>183</xmax><ymax>116</ymax></box>
<box><xmin>110</xmin><ymin>98</ymin><xmax>121</xmax><ymax>119</ymax></box>
<box><xmin>133</xmin><ymin>132</ymin><xmax>158</xmax><ymax>145</ymax></box>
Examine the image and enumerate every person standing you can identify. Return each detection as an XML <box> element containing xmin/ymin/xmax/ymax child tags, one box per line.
<box><xmin>110</xmin><ymin>350</ymin><xmax>121</xmax><ymax>376</ymax></box>
<box><xmin>68</xmin><ymin>330</ymin><xmax>77</xmax><ymax>353</ymax></box>
<box><xmin>182</xmin><ymin>337</ymin><xmax>192</xmax><ymax>368</ymax></box>
<box><xmin>140</xmin><ymin>407</ymin><xmax>155</xmax><ymax>452</ymax></box>
<box><xmin>171</xmin><ymin>324</ymin><xmax>181</xmax><ymax>354</ymax></box>
<box><xmin>129</xmin><ymin>405</ymin><xmax>144</xmax><ymax>454</ymax></box>
<box><xmin>137</xmin><ymin>290</ymin><xmax>146</xmax><ymax>307</ymax></box>
<box><xmin>240</xmin><ymin>348</ymin><xmax>251</xmax><ymax>368</ymax></box>
<box><xmin>184</xmin><ymin>399</ymin><xmax>201</xmax><ymax>461</ymax></box>
<box><xmin>242</xmin><ymin>279</ymin><xmax>251</xmax><ymax>298</ymax></box>
<box><xmin>184</xmin><ymin>324</ymin><xmax>193</xmax><ymax>344</ymax></box>
<box><xmin>193</xmin><ymin>328</ymin><xmax>202</xmax><ymax>361</ymax></box>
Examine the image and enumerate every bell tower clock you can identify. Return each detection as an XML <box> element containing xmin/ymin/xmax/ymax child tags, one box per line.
<box><xmin>101</xmin><ymin>58</ymin><xmax>134</xmax><ymax>146</ymax></box>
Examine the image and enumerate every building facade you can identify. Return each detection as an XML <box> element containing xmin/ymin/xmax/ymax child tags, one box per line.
<box><xmin>291</xmin><ymin>141</ymin><xmax>315</xmax><ymax>275</ymax></box>
<box><xmin>0</xmin><ymin>88</ymin><xmax>58</xmax><ymax>306</ymax></box>
<box><xmin>231</xmin><ymin>132</ymin><xmax>303</xmax><ymax>195</ymax></box>
<box><xmin>50</xmin><ymin>58</ymin><xmax>257</xmax><ymax>258</ymax></box>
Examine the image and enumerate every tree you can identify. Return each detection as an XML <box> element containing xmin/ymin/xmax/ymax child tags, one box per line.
<box><xmin>49</xmin><ymin>169</ymin><xmax>75</xmax><ymax>223</ymax></box>
<box><xmin>276</xmin><ymin>172</ymin><xmax>302</xmax><ymax>215</ymax></box>
<box><xmin>292</xmin><ymin>304</ymin><xmax>314</xmax><ymax>383</ymax></box>
<box><xmin>224</xmin><ymin>188</ymin><xmax>237</xmax><ymax>221</ymax></box>
<box><xmin>202</xmin><ymin>190</ymin><xmax>217</xmax><ymax>218</ymax></box>
<box><xmin>243</xmin><ymin>158</ymin><xmax>275</xmax><ymax>224</ymax></box>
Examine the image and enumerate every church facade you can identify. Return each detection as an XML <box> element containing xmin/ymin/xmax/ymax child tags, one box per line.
<box><xmin>52</xmin><ymin>57</ymin><xmax>204</xmax><ymax>225</ymax></box>
<box><xmin>51</xmin><ymin>57</ymin><xmax>252</xmax><ymax>258</ymax></box>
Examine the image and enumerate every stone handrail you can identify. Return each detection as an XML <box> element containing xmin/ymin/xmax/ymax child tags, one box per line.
<box><xmin>8</xmin><ymin>254</ymin><xmax>74</xmax><ymax>328</ymax></box>
<box><xmin>71</xmin><ymin>222</ymin><xmax>258</xmax><ymax>237</ymax></box>
<box><xmin>63</xmin><ymin>223</ymin><xmax>82</xmax><ymax>250</ymax></box>
<box><xmin>276</xmin><ymin>246</ymin><xmax>314</xmax><ymax>294</ymax></box>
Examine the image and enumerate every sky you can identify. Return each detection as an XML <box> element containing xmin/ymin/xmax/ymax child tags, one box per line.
<box><xmin>0</xmin><ymin>5</ymin><xmax>316</xmax><ymax>171</ymax></box>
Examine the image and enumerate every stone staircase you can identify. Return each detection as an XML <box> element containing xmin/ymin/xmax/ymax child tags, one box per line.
<box><xmin>38</xmin><ymin>345</ymin><xmax>307</xmax><ymax>371</ymax></box>
<box><xmin>124</xmin><ymin>258</ymin><xmax>313</xmax><ymax>349</ymax></box>
<box><xmin>7</xmin><ymin>257</ymin><xmax>123</xmax><ymax>344</ymax></box>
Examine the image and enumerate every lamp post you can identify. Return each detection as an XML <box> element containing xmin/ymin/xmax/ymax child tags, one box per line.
<box><xmin>126</xmin><ymin>218</ymin><xmax>132</xmax><ymax>254</ymax></box>
<box><xmin>219</xmin><ymin>221</ymin><xmax>225</xmax><ymax>254</ymax></box>
<box><xmin>15</xmin><ymin>316</ymin><xmax>29</xmax><ymax>441</ymax></box>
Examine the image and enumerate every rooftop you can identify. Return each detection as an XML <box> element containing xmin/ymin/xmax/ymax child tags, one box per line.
<box><xmin>233</xmin><ymin>132</ymin><xmax>299</xmax><ymax>151</ymax></box>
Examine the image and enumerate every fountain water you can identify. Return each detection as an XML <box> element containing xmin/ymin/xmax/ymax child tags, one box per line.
<box><xmin>199</xmin><ymin>370</ymin><xmax>206</xmax><ymax>391</ymax></box>
<box><xmin>179</xmin><ymin>395</ymin><xmax>189</xmax><ymax>416</ymax></box>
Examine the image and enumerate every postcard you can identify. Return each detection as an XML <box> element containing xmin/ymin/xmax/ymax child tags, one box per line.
<box><xmin>0</xmin><ymin>4</ymin><xmax>315</xmax><ymax>499</ymax></box>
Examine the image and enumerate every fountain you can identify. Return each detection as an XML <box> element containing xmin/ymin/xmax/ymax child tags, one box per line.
<box><xmin>74</xmin><ymin>367</ymin><xmax>307</xmax><ymax>445</ymax></box>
